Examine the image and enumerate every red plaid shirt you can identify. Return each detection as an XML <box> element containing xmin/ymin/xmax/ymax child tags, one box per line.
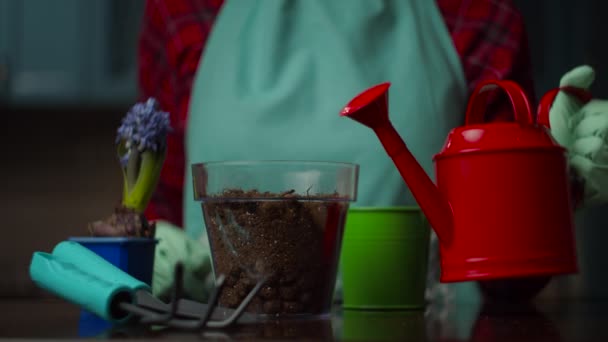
<box><xmin>138</xmin><ymin>0</ymin><xmax>536</xmax><ymax>227</ymax></box>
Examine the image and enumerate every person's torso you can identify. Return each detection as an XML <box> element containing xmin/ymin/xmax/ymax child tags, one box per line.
<box><xmin>184</xmin><ymin>0</ymin><xmax>468</xmax><ymax>240</ymax></box>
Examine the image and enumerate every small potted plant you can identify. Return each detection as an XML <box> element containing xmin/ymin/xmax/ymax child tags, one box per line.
<box><xmin>69</xmin><ymin>98</ymin><xmax>171</xmax><ymax>286</ymax></box>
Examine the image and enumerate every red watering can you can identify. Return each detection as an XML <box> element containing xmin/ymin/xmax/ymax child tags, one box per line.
<box><xmin>340</xmin><ymin>80</ymin><xmax>590</xmax><ymax>282</ymax></box>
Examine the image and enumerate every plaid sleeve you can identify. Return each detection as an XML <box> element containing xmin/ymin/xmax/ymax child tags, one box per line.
<box><xmin>437</xmin><ymin>0</ymin><xmax>536</xmax><ymax>122</ymax></box>
<box><xmin>138</xmin><ymin>0</ymin><xmax>222</xmax><ymax>227</ymax></box>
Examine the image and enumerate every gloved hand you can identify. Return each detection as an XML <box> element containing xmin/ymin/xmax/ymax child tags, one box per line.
<box><xmin>153</xmin><ymin>220</ymin><xmax>214</xmax><ymax>302</ymax></box>
<box><xmin>549</xmin><ymin>65</ymin><xmax>608</xmax><ymax>205</ymax></box>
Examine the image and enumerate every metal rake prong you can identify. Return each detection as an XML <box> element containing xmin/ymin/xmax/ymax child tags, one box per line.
<box><xmin>163</xmin><ymin>275</ymin><xmax>265</xmax><ymax>330</ymax></box>
<box><xmin>206</xmin><ymin>276</ymin><xmax>266</xmax><ymax>329</ymax></box>
<box><xmin>197</xmin><ymin>274</ymin><xmax>226</xmax><ymax>325</ymax></box>
<box><xmin>140</xmin><ymin>262</ymin><xmax>184</xmax><ymax>325</ymax></box>
<box><xmin>162</xmin><ymin>274</ymin><xmax>226</xmax><ymax>330</ymax></box>
<box><xmin>120</xmin><ymin>270</ymin><xmax>267</xmax><ymax>332</ymax></box>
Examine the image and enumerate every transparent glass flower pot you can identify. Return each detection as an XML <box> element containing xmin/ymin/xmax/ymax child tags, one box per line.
<box><xmin>192</xmin><ymin>161</ymin><xmax>359</xmax><ymax>318</ymax></box>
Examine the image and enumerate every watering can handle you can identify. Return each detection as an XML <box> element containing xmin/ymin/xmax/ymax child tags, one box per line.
<box><xmin>536</xmin><ymin>86</ymin><xmax>593</xmax><ymax>127</ymax></box>
<box><xmin>465</xmin><ymin>80</ymin><xmax>533</xmax><ymax>125</ymax></box>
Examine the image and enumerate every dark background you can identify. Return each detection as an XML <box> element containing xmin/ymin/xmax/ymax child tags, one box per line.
<box><xmin>0</xmin><ymin>0</ymin><xmax>606</xmax><ymax>299</ymax></box>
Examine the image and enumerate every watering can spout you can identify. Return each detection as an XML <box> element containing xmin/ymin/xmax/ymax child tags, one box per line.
<box><xmin>340</xmin><ymin>83</ymin><xmax>454</xmax><ymax>244</ymax></box>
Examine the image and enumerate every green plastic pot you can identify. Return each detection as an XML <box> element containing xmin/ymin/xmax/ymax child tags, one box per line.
<box><xmin>340</xmin><ymin>206</ymin><xmax>430</xmax><ymax>310</ymax></box>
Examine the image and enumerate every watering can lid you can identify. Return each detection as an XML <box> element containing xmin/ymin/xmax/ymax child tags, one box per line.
<box><xmin>434</xmin><ymin>80</ymin><xmax>568</xmax><ymax>160</ymax></box>
<box><xmin>435</xmin><ymin>123</ymin><xmax>563</xmax><ymax>160</ymax></box>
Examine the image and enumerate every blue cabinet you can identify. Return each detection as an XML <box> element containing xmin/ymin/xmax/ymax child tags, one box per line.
<box><xmin>0</xmin><ymin>0</ymin><xmax>144</xmax><ymax>106</ymax></box>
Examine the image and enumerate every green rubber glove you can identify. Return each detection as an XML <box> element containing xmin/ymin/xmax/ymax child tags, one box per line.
<box><xmin>152</xmin><ymin>220</ymin><xmax>214</xmax><ymax>302</ymax></box>
<box><xmin>549</xmin><ymin>65</ymin><xmax>595</xmax><ymax>148</ymax></box>
<box><xmin>550</xmin><ymin>65</ymin><xmax>608</xmax><ymax>204</ymax></box>
<box><xmin>569</xmin><ymin>99</ymin><xmax>608</xmax><ymax>204</ymax></box>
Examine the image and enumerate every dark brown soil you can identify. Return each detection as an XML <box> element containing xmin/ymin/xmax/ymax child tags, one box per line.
<box><xmin>201</xmin><ymin>189</ymin><xmax>349</xmax><ymax>316</ymax></box>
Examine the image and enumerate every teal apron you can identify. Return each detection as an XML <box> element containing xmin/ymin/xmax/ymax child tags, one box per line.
<box><xmin>184</xmin><ymin>0</ymin><xmax>477</xmax><ymax>326</ymax></box>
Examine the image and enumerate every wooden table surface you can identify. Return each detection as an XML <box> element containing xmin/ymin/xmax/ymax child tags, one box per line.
<box><xmin>2</xmin><ymin>297</ymin><xmax>608</xmax><ymax>341</ymax></box>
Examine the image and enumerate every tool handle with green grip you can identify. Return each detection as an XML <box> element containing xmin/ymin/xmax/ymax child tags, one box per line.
<box><xmin>52</xmin><ymin>241</ymin><xmax>150</xmax><ymax>291</ymax></box>
<box><xmin>29</xmin><ymin>252</ymin><xmax>134</xmax><ymax>322</ymax></box>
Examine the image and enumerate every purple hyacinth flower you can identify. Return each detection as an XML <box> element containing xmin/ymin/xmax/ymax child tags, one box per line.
<box><xmin>117</xmin><ymin>98</ymin><xmax>172</xmax><ymax>166</ymax></box>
